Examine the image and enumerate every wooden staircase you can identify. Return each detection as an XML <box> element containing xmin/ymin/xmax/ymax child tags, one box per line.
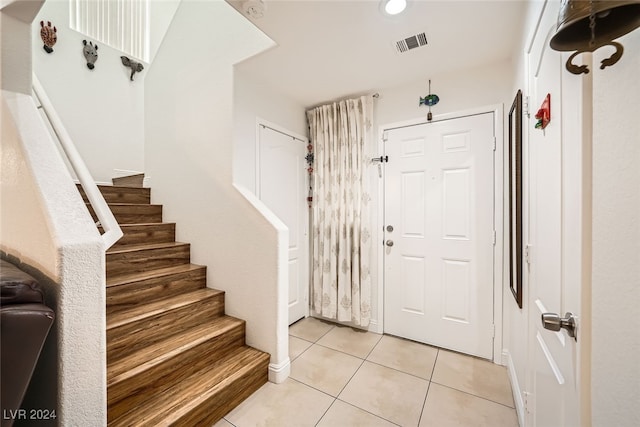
<box><xmin>79</xmin><ymin>184</ymin><xmax>270</xmax><ymax>426</ymax></box>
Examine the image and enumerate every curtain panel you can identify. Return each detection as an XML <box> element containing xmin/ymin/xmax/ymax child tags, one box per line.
<box><xmin>306</xmin><ymin>96</ymin><xmax>373</xmax><ymax>327</ymax></box>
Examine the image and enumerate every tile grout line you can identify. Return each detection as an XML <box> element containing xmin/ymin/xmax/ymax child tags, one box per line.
<box><xmin>430</xmin><ymin>381</ymin><xmax>517</xmax><ymax>410</ymax></box>
<box><xmin>290</xmin><ymin>319</ymin><xmax>336</xmax><ymax>344</ymax></box>
<box><xmin>429</xmin><ymin>348</ymin><xmax>440</xmax><ymax>380</ymax></box>
<box><xmin>312</xmin><ymin>332</ymin><xmax>382</xmax><ymax>361</ymax></box>
<box><xmin>289</xmin><ymin>335</ymin><xmax>315</xmax><ymax>362</ymax></box>
<box><xmin>313</xmin><ymin>396</ymin><xmax>338</xmax><ymax>427</ymax></box>
<box><xmin>335</xmin><ymin>398</ymin><xmax>403</xmax><ymax>427</ymax></box>
<box><xmin>429</xmin><ymin>347</ymin><xmax>516</xmax><ymax>408</ymax></box>
<box><xmin>417</xmin><ymin>348</ymin><xmax>439</xmax><ymax>427</ymax></box>
<box><xmin>334</xmin><ymin>351</ymin><xmax>367</xmax><ymax>397</ymax></box>
<box><xmin>363</xmin><ymin>359</ymin><xmax>433</xmax><ymax>382</ymax></box>
<box><xmin>289</xmin><ymin>376</ymin><xmax>337</xmax><ymax>400</ymax></box>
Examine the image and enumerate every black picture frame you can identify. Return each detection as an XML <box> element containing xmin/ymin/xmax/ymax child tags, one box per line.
<box><xmin>509</xmin><ymin>90</ymin><xmax>523</xmax><ymax>309</ymax></box>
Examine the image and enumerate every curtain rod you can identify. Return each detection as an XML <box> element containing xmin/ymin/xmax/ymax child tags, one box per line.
<box><xmin>307</xmin><ymin>92</ymin><xmax>379</xmax><ymax>111</ymax></box>
<box><xmin>259</xmin><ymin>124</ymin><xmax>306</xmax><ymax>143</ymax></box>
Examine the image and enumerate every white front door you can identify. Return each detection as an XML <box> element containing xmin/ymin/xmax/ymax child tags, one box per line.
<box><xmin>258</xmin><ymin>124</ymin><xmax>309</xmax><ymax>325</ymax></box>
<box><xmin>525</xmin><ymin>1</ymin><xmax>587</xmax><ymax>424</ymax></box>
<box><xmin>384</xmin><ymin>113</ymin><xmax>495</xmax><ymax>359</ymax></box>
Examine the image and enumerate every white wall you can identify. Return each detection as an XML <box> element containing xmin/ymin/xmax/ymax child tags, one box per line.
<box><xmin>1</xmin><ymin>90</ymin><xmax>106</xmax><ymax>426</ymax></box>
<box><xmin>144</xmin><ymin>0</ymin><xmax>291</xmax><ymax>382</ymax></box>
<box><xmin>1</xmin><ymin>0</ymin><xmax>44</xmax><ymax>94</ymax></box>
<box><xmin>32</xmin><ymin>0</ymin><xmax>145</xmax><ymax>184</ymax></box>
<box><xmin>501</xmin><ymin>1</ymin><xmax>547</xmax><ymax>423</ymax></box>
<box><xmin>503</xmin><ymin>3</ymin><xmax>640</xmax><ymax>425</ymax></box>
<box><xmin>591</xmin><ymin>29</ymin><xmax>640</xmax><ymax>427</ymax></box>
<box><xmin>233</xmin><ymin>67</ymin><xmax>307</xmax><ymax>193</ymax></box>
<box><xmin>375</xmin><ymin>59</ymin><xmax>515</xmax><ymax>126</ymax></box>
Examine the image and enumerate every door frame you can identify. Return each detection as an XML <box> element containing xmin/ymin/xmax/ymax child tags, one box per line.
<box><xmin>255</xmin><ymin>117</ymin><xmax>310</xmax><ymax>321</ymax></box>
<box><xmin>376</xmin><ymin>104</ymin><xmax>505</xmax><ymax>364</ymax></box>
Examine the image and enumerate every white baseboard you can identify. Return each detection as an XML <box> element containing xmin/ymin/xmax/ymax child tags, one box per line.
<box><xmin>268</xmin><ymin>358</ymin><xmax>290</xmax><ymax>384</ymax></box>
<box><xmin>504</xmin><ymin>349</ymin><xmax>526</xmax><ymax>427</ymax></box>
<box><xmin>368</xmin><ymin>319</ymin><xmax>383</xmax><ymax>334</ymax></box>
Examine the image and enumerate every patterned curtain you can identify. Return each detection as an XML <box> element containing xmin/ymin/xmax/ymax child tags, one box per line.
<box><xmin>306</xmin><ymin>96</ymin><xmax>373</xmax><ymax>327</ymax></box>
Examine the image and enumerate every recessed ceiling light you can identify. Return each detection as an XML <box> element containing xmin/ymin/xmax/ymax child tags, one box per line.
<box><xmin>383</xmin><ymin>0</ymin><xmax>407</xmax><ymax>16</ymax></box>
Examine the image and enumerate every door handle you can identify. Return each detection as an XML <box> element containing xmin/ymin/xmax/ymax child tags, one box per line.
<box><xmin>386</xmin><ymin>240</ymin><xmax>394</xmax><ymax>247</ymax></box>
<box><xmin>541</xmin><ymin>312</ymin><xmax>577</xmax><ymax>340</ymax></box>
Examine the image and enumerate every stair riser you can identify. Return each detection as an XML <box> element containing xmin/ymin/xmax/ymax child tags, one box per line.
<box><xmin>108</xmin><ymin>295</ymin><xmax>225</xmax><ymax>363</ymax></box>
<box><xmin>76</xmin><ymin>184</ymin><xmax>151</xmax><ymax>204</ymax></box>
<box><xmin>108</xmin><ymin>324</ymin><xmax>246</xmax><ymax>419</ymax></box>
<box><xmin>109</xmin><ymin>350</ymin><xmax>270</xmax><ymax>427</ymax></box>
<box><xmin>107</xmin><ymin>245</ymin><xmax>190</xmax><ymax>277</ymax></box>
<box><xmin>77</xmin><ymin>185</ymin><xmax>151</xmax><ymax>204</ymax></box>
<box><xmin>87</xmin><ymin>204</ymin><xmax>162</xmax><ymax>224</ymax></box>
<box><xmin>168</xmin><ymin>355</ymin><xmax>269</xmax><ymax>427</ymax></box>
<box><xmin>107</xmin><ymin>268</ymin><xmax>206</xmax><ymax>314</ymax></box>
<box><xmin>109</xmin><ymin>223</ymin><xmax>176</xmax><ymax>248</ymax></box>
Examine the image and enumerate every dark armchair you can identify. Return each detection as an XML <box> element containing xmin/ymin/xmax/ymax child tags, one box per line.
<box><xmin>1</xmin><ymin>260</ymin><xmax>55</xmax><ymax>426</ymax></box>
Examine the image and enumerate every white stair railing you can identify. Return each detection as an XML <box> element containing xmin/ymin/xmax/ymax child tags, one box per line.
<box><xmin>32</xmin><ymin>74</ymin><xmax>123</xmax><ymax>249</ymax></box>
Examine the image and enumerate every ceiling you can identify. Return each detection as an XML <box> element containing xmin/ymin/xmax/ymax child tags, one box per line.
<box><xmin>228</xmin><ymin>0</ymin><xmax>528</xmax><ymax>108</ymax></box>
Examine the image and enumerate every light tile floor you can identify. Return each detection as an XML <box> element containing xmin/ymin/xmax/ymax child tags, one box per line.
<box><xmin>216</xmin><ymin>317</ymin><xmax>518</xmax><ymax>427</ymax></box>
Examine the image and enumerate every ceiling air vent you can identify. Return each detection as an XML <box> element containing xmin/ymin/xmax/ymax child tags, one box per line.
<box><xmin>395</xmin><ymin>32</ymin><xmax>428</xmax><ymax>53</ymax></box>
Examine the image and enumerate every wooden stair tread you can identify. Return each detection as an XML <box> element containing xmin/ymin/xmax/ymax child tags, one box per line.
<box><xmin>78</xmin><ymin>183</ymin><xmax>149</xmax><ymax>192</ymax></box>
<box><xmin>118</xmin><ymin>222</ymin><xmax>175</xmax><ymax>228</ymax></box>
<box><xmin>77</xmin><ymin>184</ymin><xmax>151</xmax><ymax>204</ymax></box>
<box><xmin>107</xmin><ymin>241</ymin><xmax>189</xmax><ymax>255</ymax></box>
<box><xmin>97</xmin><ymin>203</ymin><xmax>160</xmax><ymax>207</ymax></box>
<box><xmin>106</xmin><ymin>263</ymin><xmax>206</xmax><ymax>288</ymax></box>
<box><xmin>109</xmin><ymin>346</ymin><xmax>269</xmax><ymax>427</ymax></box>
<box><xmin>107</xmin><ymin>288</ymin><xmax>223</xmax><ymax>330</ymax></box>
<box><xmin>87</xmin><ymin>181</ymin><xmax>270</xmax><ymax>425</ymax></box>
<box><xmin>107</xmin><ymin>316</ymin><xmax>244</xmax><ymax>386</ymax></box>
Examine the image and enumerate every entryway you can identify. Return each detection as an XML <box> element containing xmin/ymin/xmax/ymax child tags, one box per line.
<box><xmin>382</xmin><ymin>111</ymin><xmax>498</xmax><ymax>360</ymax></box>
<box><xmin>214</xmin><ymin>317</ymin><xmax>518</xmax><ymax>426</ymax></box>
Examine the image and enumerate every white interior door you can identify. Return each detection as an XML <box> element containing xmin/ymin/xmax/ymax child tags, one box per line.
<box><xmin>258</xmin><ymin>124</ymin><xmax>309</xmax><ymax>325</ymax></box>
<box><xmin>384</xmin><ymin>113</ymin><xmax>495</xmax><ymax>359</ymax></box>
<box><xmin>525</xmin><ymin>1</ymin><xmax>586</xmax><ymax>424</ymax></box>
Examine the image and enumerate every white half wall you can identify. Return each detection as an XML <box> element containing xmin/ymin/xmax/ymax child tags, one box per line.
<box><xmin>32</xmin><ymin>0</ymin><xmax>145</xmax><ymax>183</ymax></box>
<box><xmin>1</xmin><ymin>90</ymin><xmax>106</xmax><ymax>426</ymax></box>
<box><xmin>144</xmin><ymin>0</ymin><xmax>289</xmax><ymax>381</ymax></box>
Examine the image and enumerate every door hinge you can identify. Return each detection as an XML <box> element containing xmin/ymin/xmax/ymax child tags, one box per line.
<box><xmin>524</xmin><ymin>95</ymin><xmax>531</xmax><ymax>118</ymax></box>
<box><xmin>523</xmin><ymin>391</ymin><xmax>533</xmax><ymax>414</ymax></box>
<box><xmin>491</xmin><ymin>324</ymin><xmax>496</xmax><ymax>338</ymax></box>
<box><xmin>525</xmin><ymin>244</ymin><xmax>532</xmax><ymax>266</ymax></box>
<box><xmin>493</xmin><ymin>230</ymin><xmax>497</xmax><ymax>246</ymax></box>
<box><xmin>493</xmin><ymin>137</ymin><xmax>496</xmax><ymax>151</ymax></box>
<box><xmin>382</xmin><ymin>131</ymin><xmax>389</xmax><ymax>142</ymax></box>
